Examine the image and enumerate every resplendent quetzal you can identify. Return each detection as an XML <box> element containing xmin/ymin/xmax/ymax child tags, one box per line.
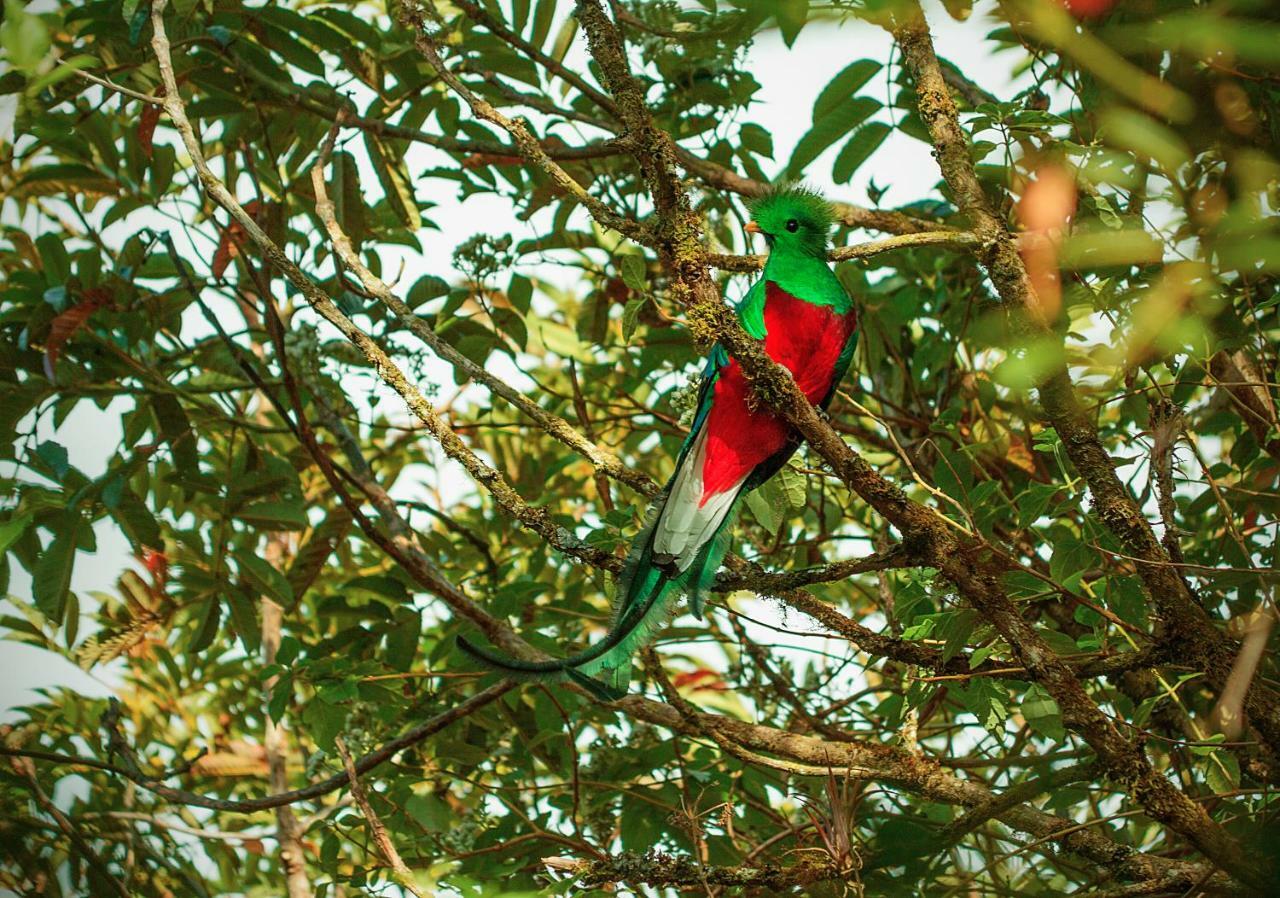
<box><xmin>458</xmin><ymin>185</ymin><xmax>857</xmax><ymax>698</ymax></box>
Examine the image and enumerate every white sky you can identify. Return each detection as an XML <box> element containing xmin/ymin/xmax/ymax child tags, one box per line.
<box><xmin>1</xmin><ymin>1</ymin><xmax>1036</xmax><ymax>719</ymax></box>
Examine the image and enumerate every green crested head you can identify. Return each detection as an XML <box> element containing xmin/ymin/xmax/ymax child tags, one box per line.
<box><xmin>746</xmin><ymin>184</ymin><xmax>835</xmax><ymax>259</ymax></box>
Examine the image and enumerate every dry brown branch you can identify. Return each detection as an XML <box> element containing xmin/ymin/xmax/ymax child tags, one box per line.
<box><xmin>263</xmin><ymin>598</ymin><xmax>313</xmax><ymax>898</ymax></box>
<box><xmin>708</xmin><ymin>230</ymin><xmax>979</xmax><ymax>271</ymax></box>
<box><xmin>1212</xmin><ymin>610</ymin><xmax>1277</xmax><ymax>740</ymax></box>
<box><xmin>335</xmin><ymin>736</ymin><xmax>430</xmax><ymax>898</ymax></box>
<box><xmin>309</xmin><ymin>116</ymin><xmax>655</xmax><ymax>498</ymax></box>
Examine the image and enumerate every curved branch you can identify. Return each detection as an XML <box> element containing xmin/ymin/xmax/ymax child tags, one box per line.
<box><xmin>2</xmin><ymin>682</ymin><xmax>513</xmax><ymax>815</ymax></box>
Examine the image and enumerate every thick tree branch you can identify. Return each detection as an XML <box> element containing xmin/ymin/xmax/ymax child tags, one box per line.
<box><xmin>675</xmin><ymin>148</ymin><xmax>947</xmax><ymax>236</ymax></box>
<box><xmin>709</xmin><ymin>229</ymin><xmax>979</xmax><ymax>271</ymax></box>
<box><xmin>543</xmin><ymin>851</ymin><xmax>846</xmax><ymax>889</ymax></box>
<box><xmin>613</xmin><ymin>695</ymin><xmax>1229</xmax><ymax>890</ymax></box>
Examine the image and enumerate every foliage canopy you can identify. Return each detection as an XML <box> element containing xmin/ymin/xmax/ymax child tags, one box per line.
<box><xmin>1</xmin><ymin>0</ymin><xmax>1279</xmax><ymax>895</ymax></box>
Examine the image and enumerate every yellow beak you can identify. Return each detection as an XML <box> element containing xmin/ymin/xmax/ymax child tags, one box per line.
<box><xmin>745</xmin><ymin>220</ymin><xmax>762</xmax><ymax>234</ymax></box>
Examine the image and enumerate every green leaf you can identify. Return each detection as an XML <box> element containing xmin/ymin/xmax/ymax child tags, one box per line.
<box><xmin>959</xmin><ymin>677</ymin><xmax>1007</xmax><ymax>732</ymax></box>
<box><xmin>620</xmin><ymin>254</ymin><xmax>647</xmax><ymax>292</ymax></box>
<box><xmin>386</xmin><ymin>609</ymin><xmax>420</xmax><ymax>672</ymax></box>
<box><xmin>330</xmin><ymin>150</ymin><xmax>367</xmax><ymax>252</ymax></box>
<box><xmin>317</xmin><ymin>679</ymin><xmax>358</xmax><ymax>704</ymax></box>
<box><xmin>739</xmin><ymin>123</ymin><xmax>773</xmax><ymax>159</ymax></box>
<box><xmin>512</xmin><ymin>0</ymin><xmax>531</xmax><ymax>33</ymax></box>
<box><xmin>0</xmin><ymin>514</ymin><xmax>32</xmax><ymax>555</ymax></box>
<box><xmin>110</xmin><ymin>487</ymin><xmax>161</xmax><ymax>549</ymax></box>
<box><xmin>1188</xmin><ymin>733</ymin><xmax>1225</xmax><ymax>757</ymax></box>
<box><xmin>35</xmin><ymin>440</ymin><xmax>69</xmax><ymax>480</ymax></box>
<box><xmin>1097</xmin><ymin>107</ymin><xmax>1190</xmax><ymax>176</ymax></box>
<box><xmin>507</xmin><ymin>274</ymin><xmax>533</xmax><ymax>314</ymax></box>
<box><xmin>813</xmin><ymin>59</ymin><xmax>881</xmax><ymax>121</ymax></box>
<box><xmin>548</xmin><ymin>16</ymin><xmax>577</xmax><ymax>64</ymax></box>
<box><xmin>968</xmin><ymin>644</ymin><xmax>998</xmax><ymax>670</ymax></box>
<box><xmin>1092</xmin><ymin>194</ymin><xmax>1123</xmax><ymax>229</ymax></box>
<box><xmin>235</xmin><ymin>500</ymin><xmax>309</xmax><ymax>530</ymax></box>
<box><xmin>832</xmin><ymin>122</ymin><xmax>891</xmax><ymax>183</ymax></box>
<box><xmin>1058</xmin><ymin>229</ymin><xmax>1163</xmax><ymax>270</ymax></box>
<box><xmin>268</xmin><ymin>672</ymin><xmax>293</xmax><ymax>723</ymax></box>
<box><xmin>1022</xmin><ymin>683</ymin><xmax>1065</xmax><ymax>742</ymax></box>
<box><xmin>1</xmin><ymin>0</ymin><xmax>50</xmax><ymax>73</ymax></box>
<box><xmin>225</xmin><ymin>586</ymin><xmax>261</xmax><ymax>654</ymax></box>
<box><xmin>302</xmin><ymin>697</ymin><xmax>348</xmax><ymax>752</ymax></box>
<box><xmin>787</xmin><ymin>97</ymin><xmax>880</xmax><ymax>178</ymax></box>
<box><xmin>745</xmin><ymin>483</ymin><xmax>780</xmax><ymax>534</ymax></box>
<box><xmin>188</xmin><ymin>597</ymin><xmax>221</xmax><ymax>653</ymax></box>
<box><xmin>33</xmin><ymin>521</ymin><xmax>80</xmax><ymax>624</ymax></box>
<box><xmin>408</xmin><ymin>275</ymin><xmax>451</xmax><ymax>309</ymax></box>
<box><xmin>63</xmin><ymin>589</ymin><xmax>79</xmax><ymax>648</ymax></box>
<box><xmin>1016</xmin><ymin>483</ymin><xmax>1059</xmax><ymax>528</ymax></box>
<box><xmin>777</xmin><ymin>466</ymin><xmax>806</xmax><ymax>510</ymax></box>
<box><xmin>25</xmin><ymin>54</ymin><xmax>98</xmax><ymax>96</ymax></box>
<box><xmin>364</xmin><ymin>132</ymin><xmax>420</xmax><ymax>230</ymax></box>
<box><xmin>406</xmin><ymin>793</ymin><xmax>452</xmax><ymax>831</ymax></box>
<box><xmin>1205</xmin><ymin>749</ymin><xmax>1240</xmax><ymax>794</ymax></box>
<box><xmin>530</xmin><ymin>0</ymin><xmax>555</xmax><ymax>49</ymax></box>
<box><xmin>774</xmin><ymin>0</ymin><xmax>810</xmax><ymax>47</ymax></box>
<box><xmin>535</xmin><ymin>320</ymin><xmax>592</xmax><ymax>362</ymax></box>
<box><xmin>938</xmin><ymin>608</ymin><xmax>979</xmax><ymax>662</ymax></box>
<box><xmin>277</xmin><ymin>635</ymin><xmax>302</xmax><ymax>667</ymax></box>
<box><xmin>151</xmin><ymin>394</ymin><xmax>199</xmax><ymax>475</ymax></box>
<box><xmin>36</xmin><ymin>233</ymin><xmax>70</xmax><ymax>285</ymax></box>
<box><xmin>234</xmin><ymin>550</ymin><xmax>294</xmax><ymax>606</ymax></box>
<box><xmin>621</xmin><ymin>297</ymin><xmax>645</xmax><ymax>344</ymax></box>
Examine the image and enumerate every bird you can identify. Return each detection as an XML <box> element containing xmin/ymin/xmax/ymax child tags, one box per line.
<box><xmin>457</xmin><ymin>185</ymin><xmax>858</xmax><ymax>699</ymax></box>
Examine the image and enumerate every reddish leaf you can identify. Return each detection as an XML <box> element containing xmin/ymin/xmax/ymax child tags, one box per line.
<box><xmin>672</xmin><ymin>668</ymin><xmax>728</xmax><ymax>692</ymax></box>
<box><xmin>43</xmin><ymin>287</ymin><xmax>112</xmax><ymax>380</ymax></box>
<box><xmin>1060</xmin><ymin>0</ymin><xmax>1115</xmax><ymax>17</ymax></box>
<box><xmin>141</xmin><ymin>547</ymin><xmax>169</xmax><ymax>586</ymax></box>
<box><xmin>138</xmin><ymin>85</ymin><xmax>166</xmax><ymax>159</ymax></box>
<box><xmin>462</xmin><ymin>153</ymin><xmax>524</xmax><ymax>168</ymax></box>
<box><xmin>1016</xmin><ymin>166</ymin><xmax>1077</xmax><ymax>324</ymax></box>
<box><xmin>211</xmin><ymin>200</ymin><xmax>262</xmax><ymax>278</ymax></box>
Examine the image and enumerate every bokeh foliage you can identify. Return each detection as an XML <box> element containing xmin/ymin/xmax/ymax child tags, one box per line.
<box><xmin>1</xmin><ymin>0</ymin><xmax>1279</xmax><ymax>896</ymax></box>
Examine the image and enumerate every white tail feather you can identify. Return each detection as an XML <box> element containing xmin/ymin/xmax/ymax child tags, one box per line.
<box><xmin>653</xmin><ymin>426</ymin><xmax>746</xmax><ymax>569</ymax></box>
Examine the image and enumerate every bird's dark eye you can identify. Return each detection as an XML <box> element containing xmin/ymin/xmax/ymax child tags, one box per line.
<box><xmin>785</xmin><ymin>219</ymin><xmax>799</xmax><ymax>232</ymax></box>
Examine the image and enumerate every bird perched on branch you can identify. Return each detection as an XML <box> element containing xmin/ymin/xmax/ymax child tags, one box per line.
<box><xmin>458</xmin><ymin>185</ymin><xmax>858</xmax><ymax>698</ymax></box>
